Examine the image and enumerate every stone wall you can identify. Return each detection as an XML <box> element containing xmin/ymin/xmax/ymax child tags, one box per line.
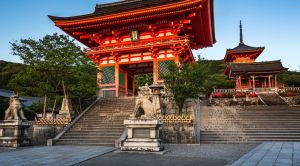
<box><xmin>160</xmin><ymin>97</ymin><xmax>197</xmax><ymax>144</ymax></box>
<box><xmin>160</xmin><ymin>124</ymin><xmax>195</xmax><ymax>144</ymax></box>
<box><xmin>32</xmin><ymin>125</ymin><xmax>65</xmax><ymax>145</ymax></box>
<box><xmin>212</xmin><ymin>97</ymin><xmax>262</xmax><ymax>106</ymax></box>
<box><xmin>282</xmin><ymin>96</ymin><xmax>300</xmax><ymax>106</ymax></box>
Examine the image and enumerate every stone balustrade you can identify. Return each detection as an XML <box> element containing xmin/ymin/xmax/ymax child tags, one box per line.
<box><xmin>34</xmin><ymin>118</ymin><xmax>71</xmax><ymax>125</ymax></box>
<box><xmin>158</xmin><ymin>114</ymin><xmax>193</xmax><ymax>124</ymax></box>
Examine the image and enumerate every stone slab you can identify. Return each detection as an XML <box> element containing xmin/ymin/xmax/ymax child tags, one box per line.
<box><xmin>0</xmin><ymin>145</ymin><xmax>114</xmax><ymax>166</ymax></box>
<box><xmin>230</xmin><ymin>142</ymin><xmax>300</xmax><ymax>166</ymax></box>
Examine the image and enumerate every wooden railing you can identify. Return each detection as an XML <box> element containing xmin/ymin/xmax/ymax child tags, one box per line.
<box><xmin>213</xmin><ymin>88</ymin><xmax>236</xmax><ymax>93</ymax></box>
<box><xmin>284</xmin><ymin>87</ymin><xmax>300</xmax><ymax>92</ymax></box>
<box><xmin>213</xmin><ymin>87</ymin><xmax>300</xmax><ymax>94</ymax></box>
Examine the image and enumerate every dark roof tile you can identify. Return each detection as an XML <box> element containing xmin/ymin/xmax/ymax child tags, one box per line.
<box><xmin>230</xmin><ymin>60</ymin><xmax>288</xmax><ymax>73</ymax></box>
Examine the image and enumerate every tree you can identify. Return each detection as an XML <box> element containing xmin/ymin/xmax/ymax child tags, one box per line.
<box><xmin>8</xmin><ymin>33</ymin><xmax>98</xmax><ymax>112</ymax></box>
<box><xmin>279</xmin><ymin>71</ymin><xmax>300</xmax><ymax>87</ymax></box>
<box><xmin>162</xmin><ymin>58</ymin><xmax>234</xmax><ymax>114</ymax></box>
<box><xmin>162</xmin><ymin>61</ymin><xmax>210</xmax><ymax>114</ymax></box>
<box><xmin>134</xmin><ymin>74</ymin><xmax>153</xmax><ymax>95</ymax></box>
<box><xmin>0</xmin><ymin>61</ymin><xmax>25</xmax><ymax>89</ymax></box>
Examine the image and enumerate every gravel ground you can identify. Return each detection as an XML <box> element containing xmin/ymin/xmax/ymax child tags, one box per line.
<box><xmin>76</xmin><ymin>144</ymin><xmax>258</xmax><ymax>166</ymax></box>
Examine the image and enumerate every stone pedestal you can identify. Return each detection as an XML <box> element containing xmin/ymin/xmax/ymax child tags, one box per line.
<box><xmin>0</xmin><ymin>120</ymin><xmax>31</xmax><ymax>147</ymax></box>
<box><xmin>121</xmin><ymin>118</ymin><xmax>163</xmax><ymax>152</ymax></box>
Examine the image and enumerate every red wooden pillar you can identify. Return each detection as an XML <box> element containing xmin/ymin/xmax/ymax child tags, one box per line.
<box><xmin>97</xmin><ymin>65</ymin><xmax>102</xmax><ymax>87</ymax></box>
<box><xmin>132</xmin><ymin>74</ymin><xmax>135</xmax><ymax>96</ymax></box>
<box><xmin>97</xmin><ymin>64</ymin><xmax>103</xmax><ymax>97</ymax></box>
<box><xmin>252</xmin><ymin>76</ymin><xmax>255</xmax><ymax>92</ymax></box>
<box><xmin>248</xmin><ymin>76</ymin><xmax>251</xmax><ymax>89</ymax></box>
<box><xmin>153</xmin><ymin>58</ymin><xmax>158</xmax><ymax>83</ymax></box>
<box><xmin>235</xmin><ymin>78</ymin><xmax>239</xmax><ymax>89</ymax></box>
<box><xmin>125</xmin><ymin>71</ymin><xmax>128</xmax><ymax>96</ymax></box>
<box><xmin>268</xmin><ymin>75</ymin><xmax>271</xmax><ymax>88</ymax></box>
<box><xmin>275</xmin><ymin>74</ymin><xmax>278</xmax><ymax>88</ymax></box>
<box><xmin>239</xmin><ymin>76</ymin><xmax>242</xmax><ymax>88</ymax></box>
<box><xmin>174</xmin><ymin>55</ymin><xmax>180</xmax><ymax>65</ymax></box>
<box><xmin>115</xmin><ymin>62</ymin><xmax>120</xmax><ymax>97</ymax></box>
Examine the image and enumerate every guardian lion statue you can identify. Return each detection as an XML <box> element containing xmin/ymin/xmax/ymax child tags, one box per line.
<box><xmin>133</xmin><ymin>84</ymin><xmax>155</xmax><ymax>118</ymax></box>
<box><xmin>4</xmin><ymin>95</ymin><xmax>27</xmax><ymax>120</ymax></box>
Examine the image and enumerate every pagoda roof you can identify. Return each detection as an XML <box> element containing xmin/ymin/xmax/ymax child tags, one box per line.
<box><xmin>227</xmin><ymin>43</ymin><xmax>264</xmax><ymax>52</ymax></box>
<box><xmin>226</xmin><ymin>60</ymin><xmax>288</xmax><ymax>76</ymax></box>
<box><xmin>224</xmin><ymin>21</ymin><xmax>264</xmax><ymax>62</ymax></box>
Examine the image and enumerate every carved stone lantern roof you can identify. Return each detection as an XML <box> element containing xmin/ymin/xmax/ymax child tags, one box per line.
<box><xmin>149</xmin><ymin>83</ymin><xmax>164</xmax><ymax>89</ymax></box>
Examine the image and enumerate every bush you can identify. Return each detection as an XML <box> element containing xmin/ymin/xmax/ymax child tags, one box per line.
<box><xmin>248</xmin><ymin>92</ymin><xmax>258</xmax><ymax>97</ymax></box>
<box><xmin>222</xmin><ymin>93</ymin><xmax>233</xmax><ymax>98</ymax></box>
<box><xmin>211</xmin><ymin>92</ymin><xmax>222</xmax><ymax>98</ymax></box>
<box><xmin>235</xmin><ymin>92</ymin><xmax>246</xmax><ymax>98</ymax></box>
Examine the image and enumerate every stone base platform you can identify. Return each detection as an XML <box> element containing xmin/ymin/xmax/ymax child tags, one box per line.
<box><xmin>121</xmin><ymin>138</ymin><xmax>163</xmax><ymax>152</ymax></box>
<box><xmin>0</xmin><ymin>120</ymin><xmax>31</xmax><ymax>148</ymax></box>
<box><xmin>121</xmin><ymin>118</ymin><xmax>163</xmax><ymax>152</ymax></box>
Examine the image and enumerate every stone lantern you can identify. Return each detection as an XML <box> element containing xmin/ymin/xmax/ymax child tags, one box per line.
<box><xmin>149</xmin><ymin>83</ymin><xmax>164</xmax><ymax>115</ymax></box>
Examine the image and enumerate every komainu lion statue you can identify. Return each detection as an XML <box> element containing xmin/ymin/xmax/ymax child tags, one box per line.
<box><xmin>4</xmin><ymin>95</ymin><xmax>27</xmax><ymax>120</ymax></box>
<box><xmin>133</xmin><ymin>97</ymin><xmax>155</xmax><ymax>118</ymax></box>
<box><xmin>133</xmin><ymin>84</ymin><xmax>155</xmax><ymax>118</ymax></box>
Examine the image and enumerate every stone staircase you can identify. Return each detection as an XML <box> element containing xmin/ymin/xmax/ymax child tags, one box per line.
<box><xmin>201</xmin><ymin>105</ymin><xmax>300</xmax><ymax>143</ymax></box>
<box><xmin>258</xmin><ymin>92</ymin><xmax>287</xmax><ymax>105</ymax></box>
<box><xmin>56</xmin><ymin>97</ymin><xmax>135</xmax><ymax>146</ymax></box>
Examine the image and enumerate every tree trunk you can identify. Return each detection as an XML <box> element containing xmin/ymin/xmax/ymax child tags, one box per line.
<box><xmin>178</xmin><ymin>102</ymin><xmax>184</xmax><ymax>114</ymax></box>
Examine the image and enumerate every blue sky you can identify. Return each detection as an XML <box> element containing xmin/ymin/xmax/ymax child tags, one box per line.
<box><xmin>0</xmin><ymin>0</ymin><xmax>299</xmax><ymax>70</ymax></box>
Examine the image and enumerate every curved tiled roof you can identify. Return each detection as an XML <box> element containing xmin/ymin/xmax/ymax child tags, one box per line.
<box><xmin>227</xmin><ymin>43</ymin><xmax>264</xmax><ymax>52</ymax></box>
<box><xmin>230</xmin><ymin>60</ymin><xmax>288</xmax><ymax>74</ymax></box>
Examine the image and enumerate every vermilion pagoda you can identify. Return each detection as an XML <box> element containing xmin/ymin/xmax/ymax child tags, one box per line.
<box><xmin>224</xmin><ymin>21</ymin><xmax>287</xmax><ymax>92</ymax></box>
<box><xmin>49</xmin><ymin>0</ymin><xmax>215</xmax><ymax>97</ymax></box>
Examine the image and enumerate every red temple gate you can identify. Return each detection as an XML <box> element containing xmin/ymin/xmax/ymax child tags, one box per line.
<box><xmin>49</xmin><ymin>0</ymin><xmax>216</xmax><ymax>97</ymax></box>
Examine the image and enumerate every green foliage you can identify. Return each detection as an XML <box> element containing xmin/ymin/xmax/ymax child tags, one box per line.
<box><xmin>197</xmin><ymin>60</ymin><xmax>234</xmax><ymax>93</ymax></box>
<box><xmin>279</xmin><ymin>71</ymin><xmax>300</xmax><ymax>87</ymax></box>
<box><xmin>134</xmin><ymin>74</ymin><xmax>153</xmax><ymax>95</ymax></box>
<box><xmin>8</xmin><ymin>33</ymin><xmax>98</xmax><ymax>100</ymax></box>
<box><xmin>162</xmin><ymin>58</ymin><xmax>234</xmax><ymax>114</ymax></box>
<box><xmin>25</xmin><ymin>102</ymin><xmax>44</xmax><ymax>114</ymax></box>
<box><xmin>0</xmin><ymin>61</ymin><xmax>25</xmax><ymax>89</ymax></box>
<box><xmin>0</xmin><ymin>97</ymin><xmax>9</xmax><ymax>120</ymax></box>
<box><xmin>162</xmin><ymin>62</ymin><xmax>209</xmax><ymax>114</ymax></box>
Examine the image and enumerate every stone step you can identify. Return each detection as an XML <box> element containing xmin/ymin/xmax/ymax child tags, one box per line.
<box><xmin>62</xmin><ymin>135</ymin><xmax>119</xmax><ymax>139</ymax></box>
<box><xmin>67</xmin><ymin>129</ymin><xmax>124</xmax><ymax>134</ymax></box>
<box><xmin>56</xmin><ymin>141</ymin><xmax>115</xmax><ymax>147</ymax></box>
<box><xmin>58</xmin><ymin>138</ymin><xmax>117</xmax><ymax>143</ymax></box>
<box><xmin>64</xmin><ymin>133</ymin><xmax>121</xmax><ymax>137</ymax></box>
<box><xmin>71</xmin><ymin>127</ymin><xmax>124</xmax><ymax>131</ymax></box>
<box><xmin>55</xmin><ymin>97</ymin><xmax>135</xmax><ymax>146</ymax></box>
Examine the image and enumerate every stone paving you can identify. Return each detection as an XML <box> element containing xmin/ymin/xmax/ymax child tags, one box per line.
<box><xmin>231</xmin><ymin>142</ymin><xmax>300</xmax><ymax>166</ymax></box>
<box><xmin>76</xmin><ymin>144</ymin><xmax>257</xmax><ymax>166</ymax></box>
<box><xmin>0</xmin><ymin>146</ymin><xmax>114</xmax><ymax>166</ymax></box>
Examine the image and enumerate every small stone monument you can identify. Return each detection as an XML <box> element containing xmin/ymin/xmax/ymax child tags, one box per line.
<box><xmin>0</xmin><ymin>95</ymin><xmax>31</xmax><ymax>147</ymax></box>
<box><xmin>121</xmin><ymin>84</ymin><xmax>164</xmax><ymax>152</ymax></box>
<box><xmin>57</xmin><ymin>95</ymin><xmax>74</xmax><ymax>120</ymax></box>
